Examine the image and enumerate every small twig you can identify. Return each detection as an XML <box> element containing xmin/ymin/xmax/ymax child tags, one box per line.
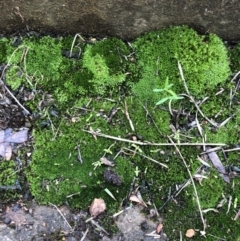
<box><xmin>0</xmin><ymin>45</ymin><xmax>31</xmax><ymax>115</ymax></box>
<box><xmin>178</xmin><ymin>61</ymin><xmax>218</xmax><ymax>128</ymax></box>
<box><xmin>223</xmin><ymin>147</ymin><xmax>240</xmax><ymax>153</ymax></box>
<box><xmin>3</xmin><ymin>84</ymin><xmax>30</xmax><ymax>115</ymax></box>
<box><xmin>80</xmin><ymin>228</ymin><xmax>89</xmax><ymax>241</ymax></box>
<box><xmin>76</xmin><ymin>143</ymin><xmax>83</xmax><ymax>164</ymax></box>
<box><xmin>181</xmin><ymin>93</ymin><xmax>218</xmax><ymax>127</ymax></box>
<box><xmin>52</xmin><ymin>119</ymin><xmax>62</xmax><ymax>141</ymax></box>
<box><xmin>123</xmin><ymin>147</ymin><xmax>168</xmax><ymax>168</ymax></box>
<box><xmin>200</xmin><ymin>147</ymin><xmax>222</xmax><ymax>154</ymax></box>
<box><xmin>82</xmin><ymin>129</ymin><xmax>226</xmax><ymax>146</ymax></box>
<box><xmin>124</xmin><ymin>100</ymin><xmax>135</xmax><ymax>131</ymax></box>
<box><xmin>230</xmin><ymin>71</ymin><xmax>240</xmax><ymax>106</ymax></box>
<box><xmin>168</xmin><ymin>136</ymin><xmax>206</xmax><ymax>233</ymax></box>
<box><xmin>178</xmin><ymin>61</ymin><xmax>190</xmax><ymax>95</ymax></box>
<box><xmin>179</xmin><ymin>231</ymin><xmax>182</xmax><ymax>241</ymax></box>
<box><xmin>49</xmin><ymin>202</ymin><xmax>73</xmax><ymax>231</ymax></box>
<box><xmin>226</xmin><ymin>195</ymin><xmax>232</xmax><ymax>214</ymax></box>
<box><xmin>207</xmin><ymin>233</ymin><xmax>227</xmax><ymax>241</ymax></box>
<box><xmin>70</xmin><ymin>33</ymin><xmax>85</xmax><ymax>58</ymax></box>
<box><xmin>90</xmin><ymin>219</ymin><xmax>109</xmax><ymax>235</ymax></box>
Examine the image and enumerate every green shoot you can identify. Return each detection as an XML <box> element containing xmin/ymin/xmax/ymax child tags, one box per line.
<box><xmin>153</xmin><ymin>77</ymin><xmax>184</xmax><ymax>105</ymax></box>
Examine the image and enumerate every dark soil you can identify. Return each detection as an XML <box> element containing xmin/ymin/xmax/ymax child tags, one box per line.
<box><xmin>0</xmin><ymin>201</ymin><xmax>166</xmax><ymax>241</ymax></box>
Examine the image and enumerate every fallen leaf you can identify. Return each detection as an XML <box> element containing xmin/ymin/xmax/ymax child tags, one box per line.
<box><xmin>5</xmin><ymin>129</ymin><xmax>28</xmax><ymax>143</ymax></box>
<box><xmin>89</xmin><ymin>198</ymin><xmax>106</xmax><ymax>217</ymax></box>
<box><xmin>185</xmin><ymin>229</ymin><xmax>195</xmax><ymax>238</ymax></box>
<box><xmin>156</xmin><ymin>223</ymin><xmax>163</xmax><ymax>234</ymax></box>
<box><xmin>0</xmin><ymin>128</ymin><xmax>28</xmax><ymax>159</ymax></box>
<box><xmin>129</xmin><ymin>194</ymin><xmax>147</xmax><ymax>207</ymax></box>
<box><xmin>207</xmin><ymin>147</ymin><xmax>230</xmax><ymax>183</ymax></box>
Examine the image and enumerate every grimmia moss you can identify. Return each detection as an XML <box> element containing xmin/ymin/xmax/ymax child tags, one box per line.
<box><xmin>0</xmin><ymin>26</ymin><xmax>240</xmax><ymax>240</ymax></box>
<box><xmin>132</xmin><ymin>25</ymin><xmax>231</xmax><ymax>103</ymax></box>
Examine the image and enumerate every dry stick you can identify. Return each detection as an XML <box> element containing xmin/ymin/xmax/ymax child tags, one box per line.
<box><xmin>49</xmin><ymin>202</ymin><xmax>73</xmax><ymax>231</ymax></box>
<box><xmin>177</xmin><ymin>61</ymin><xmax>218</xmax><ymax>128</ymax></box>
<box><xmin>3</xmin><ymin>84</ymin><xmax>30</xmax><ymax>115</ymax></box>
<box><xmin>70</xmin><ymin>33</ymin><xmax>85</xmax><ymax>58</ymax></box>
<box><xmin>82</xmin><ymin>129</ymin><xmax>226</xmax><ymax>146</ymax></box>
<box><xmin>80</xmin><ymin>228</ymin><xmax>89</xmax><ymax>241</ymax></box>
<box><xmin>179</xmin><ymin>61</ymin><xmax>235</xmax><ymax>128</ymax></box>
<box><xmin>0</xmin><ymin>45</ymin><xmax>31</xmax><ymax>115</ymax></box>
<box><xmin>124</xmin><ymin>100</ymin><xmax>135</xmax><ymax>131</ymax></box>
<box><xmin>230</xmin><ymin>70</ymin><xmax>240</xmax><ymax>106</ymax></box>
<box><xmin>223</xmin><ymin>147</ymin><xmax>240</xmax><ymax>153</ymax></box>
<box><xmin>123</xmin><ymin>147</ymin><xmax>168</xmax><ymax>168</ymax></box>
<box><xmin>168</xmin><ymin>136</ymin><xmax>206</xmax><ymax>233</ymax></box>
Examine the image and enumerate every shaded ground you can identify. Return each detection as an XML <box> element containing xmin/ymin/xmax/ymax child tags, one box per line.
<box><xmin>0</xmin><ymin>202</ymin><xmax>166</xmax><ymax>241</ymax></box>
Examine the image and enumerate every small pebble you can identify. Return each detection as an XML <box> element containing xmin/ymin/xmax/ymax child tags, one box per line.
<box><xmin>4</xmin><ymin>217</ymin><xmax>11</xmax><ymax>225</ymax></box>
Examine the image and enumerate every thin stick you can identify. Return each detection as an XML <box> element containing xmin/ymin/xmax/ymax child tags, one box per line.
<box><xmin>123</xmin><ymin>147</ymin><xmax>168</xmax><ymax>168</ymax></box>
<box><xmin>70</xmin><ymin>33</ymin><xmax>85</xmax><ymax>58</ymax></box>
<box><xmin>168</xmin><ymin>136</ymin><xmax>206</xmax><ymax>233</ymax></box>
<box><xmin>223</xmin><ymin>147</ymin><xmax>240</xmax><ymax>153</ymax></box>
<box><xmin>124</xmin><ymin>100</ymin><xmax>135</xmax><ymax>131</ymax></box>
<box><xmin>230</xmin><ymin>71</ymin><xmax>240</xmax><ymax>106</ymax></box>
<box><xmin>90</xmin><ymin>219</ymin><xmax>109</xmax><ymax>235</ymax></box>
<box><xmin>3</xmin><ymin>84</ymin><xmax>30</xmax><ymax>115</ymax></box>
<box><xmin>49</xmin><ymin>202</ymin><xmax>73</xmax><ymax>231</ymax></box>
<box><xmin>80</xmin><ymin>228</ymin><xmax>89</xmax><ymax>241</ymax></box>
<box><xmin>82</xmin><ymin>129</ymin><xmax>226</xmax><ymax>146</ymax></box>
<box><xmin>0</xmin><ymin>45</ymin><xmax>31</xmax><ymax>115</ymax></box>
<box><xmin>178</xmin><ymin>61</ymin><xmax>218</xmax><ymax>127</ymax></box>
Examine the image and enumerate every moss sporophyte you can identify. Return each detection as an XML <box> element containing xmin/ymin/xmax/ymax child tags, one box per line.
<box><xmin>1</xmin><ymin>26</ymin><xmax>240</xmax><ymax>240</ymax></box>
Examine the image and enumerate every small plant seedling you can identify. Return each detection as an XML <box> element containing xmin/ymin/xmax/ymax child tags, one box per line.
<box><xmin>134</xmin><ymin>166</ymin><xmax>141</xmax><ymax>177</ymax></box>
<box><xmin>153</xmin><ymin>77</ymin><xmax>184</xmax><ymax>105</ymax></box>
<box><xmin>92</xmin><ymin>161</ymin><xmax>102</xmax><ymax>170</ymax></box>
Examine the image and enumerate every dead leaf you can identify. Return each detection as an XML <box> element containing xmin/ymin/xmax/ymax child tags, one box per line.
<box><xmin>185</xmin><ymin>229</ymin><xmax>195</xmax><ymax>238</ymax></box>
<box><xmin>0</xmin><ymin>128</ymin><xmax>28</xmax><ymax>159</ymax></box>
<box><xmin>156</xmin><ymin>223</ymin><xmax>163</xmax><ymax>234</ymax></box>
<box><xmin>100</xmin><ymin>157</ymin><xmax>115</xmax><ymax>167</ymax></box>
<box><xmin>207</xmin><ymin>147</ymin><xmax>230</xmax><ymax>183</ymax></box>
<box><xmin>89</xmin><ymin>198</ymin><xmax>106</xmax><ymax>217</ymax></box>
<box><xmin>129</xmin><ymin>195</ymin><xmax>147</xmax><ymax>207</ymax></box>
<box><xmin>5</xmin><ymin>129</ymin><xmax>28</xmax><ymax>143</ymax></box>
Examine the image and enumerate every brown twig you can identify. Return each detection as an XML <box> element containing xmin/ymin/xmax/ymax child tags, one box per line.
<box><xmin>82</xmin><ymin>129</ymin><xmax>226</xmax><ymax>146</ymax></box>
<box><xmin>168</xmin><ymin>136</ymin><xmax>206</xmax><ymax>234</ymax></box>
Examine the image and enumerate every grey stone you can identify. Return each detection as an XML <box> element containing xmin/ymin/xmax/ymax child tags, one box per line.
<box><xmin>0</xmin><ymin>0</ymin><xmax>239</xmax><ymax>40</ymax></box>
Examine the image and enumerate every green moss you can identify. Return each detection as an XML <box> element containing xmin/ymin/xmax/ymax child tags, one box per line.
<box><xmin>0</xmin><ymin>37</ymin><xmax>9</xmax><ymax>63</ymax></box>
<box><xmin>1</xmin><ymin>28</ymin><xmax>239</xmax><ymax>239</ymax></box>
<box><xmin>81</xmin><ymin>38</ymin><xmax>131</xmax><ymax>95</ymax></box>
<box><xmin>132</xmin><ymin>26</ymin><xmax>230</xmax><ymax>103</ymax></box>
<box><xmin>5</xmin><ymin>36</ymin><xmax>64</xmax><ymax>89</ymax></box>
<box><xmin>0</xmin><ymin>160</ymin><xmax>20</xmax><ymax>202</ymax></box>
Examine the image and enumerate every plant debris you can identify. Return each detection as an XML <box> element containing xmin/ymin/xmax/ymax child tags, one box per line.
<box><xmin>89</xmin><ymin>198</ymin><xmax>106</xmax><ymax>217</ymax></box>
<box><xmin>103</xmin><ymin>169</ymin><xmax>122</xmax><ymax>185</ymax></box>
<box><xmin>185</xmin><ymin>228</ymin><xmax>195</xmax><ymax>238</ymax></box>
<box><xmin>0</xmin><ymin>128</ymin><xmax>28</xmax><ymax>160</ymax></box>
<box><xmin>207</xmin><ymin>147</ymin><xmax>230</xmax><ymax>183</ymax></box>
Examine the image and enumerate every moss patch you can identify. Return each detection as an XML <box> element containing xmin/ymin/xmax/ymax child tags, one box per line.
<box><xmin>0</xmin><ymin>160</ymin><xmax>20</xmax><ymax>202</ymax></box>
<box><xmin>0</xmin><ymin>27</ymin><xmax>240</xmax><ymax>240</ymax></box>
<box><xmin>132</xmin><ymin>26</ymin><xmax>230</xmax><ymax>103</ymax></box>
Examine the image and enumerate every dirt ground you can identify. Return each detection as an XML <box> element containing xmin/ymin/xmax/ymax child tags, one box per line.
<box><xmin>0</xmin><ymin>201</ymin><xmax>168</xmax><ymax>241</ymax></box>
